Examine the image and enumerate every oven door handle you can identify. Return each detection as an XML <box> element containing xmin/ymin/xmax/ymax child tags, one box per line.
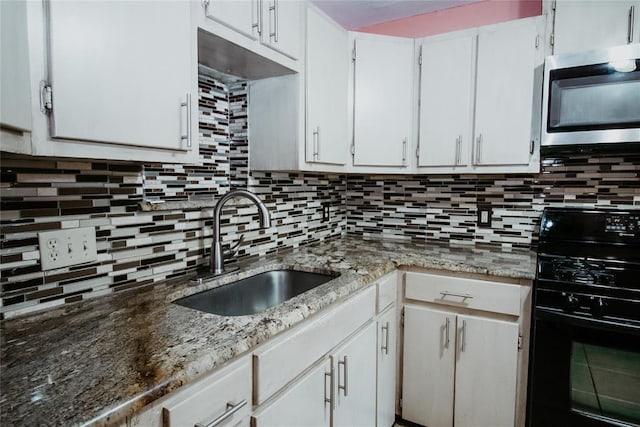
<box><xmin>535</xmin><ymin>307</ymin><xmax>640</xmax><ymax>335</ymax></box>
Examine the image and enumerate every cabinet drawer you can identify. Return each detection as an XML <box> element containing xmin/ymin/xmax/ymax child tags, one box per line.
<box><xmin>377</xmin><ymin>271</ymin><xmax>398</xmax><ymax>313</ymax></box>
<box><xmin>162</xmin><ymin>356</ymin><xmax>251</xmax><ymax>427</ymax></box>
<box><xmin>253</xmin><ymin>286</ymin><xmax>376</xmax><ymax>405</ymax></box>
<box><xmin>405</xmin><ymin>272</ymin><xmax>522</xmax><ymax>316</ymax></box>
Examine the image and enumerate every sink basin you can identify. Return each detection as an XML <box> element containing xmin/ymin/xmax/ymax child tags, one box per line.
<box><xmin>174</xmin><ymin>269</ymin><xmax>339</xmax><ymax>316</ymax></box>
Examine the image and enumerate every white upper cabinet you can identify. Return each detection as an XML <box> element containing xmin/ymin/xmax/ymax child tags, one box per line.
<box><xmin>418</xmin><ymin>34</ymin><xmax>476</xmax><ymax>169</ymax></box>
<box><xmin>417</xmin><ymin>16</ymin><xmax>544</xmax><ymax>174</ymax></box>
<box><xmin>47</xmin><ymin>1</ymin><xmax>192</xmax><ymax>150</ymax></box>
<box><xmin>204</xmin><ymin>0</ymin><xmax>259</xmax><ymax>40</ymax></box>
<box><xmin>6</xmin><ymin>0</ymin><xmax>199</xmax><ymax>163</ymax></box>
<box><xmin>351</xmin><ymin>34</ymin><xmax>414</xmax><ymax>168</ymax></box>
<box><xmin>306</xmin><ymin>6</ymin><xmax>349</xmax><ymax>165</ymax></box>
<box><xmin>205</xmin><ymin>0</ymin><xmax>301</xmax><ymax>60</ymax></box>
<box><xmin>553</xmin><ymin>0</ymin><xmax>640</xmax><ymax>54</ymax></box>
<box><xmin>473</xmin><ymin>17</ymin><xmax>541</xmax><ymax>168</ymax></box>
<box><xmin>1</xmin><ymin>0</ymin><xmax>32</xmax><ymax>134</ymax></box>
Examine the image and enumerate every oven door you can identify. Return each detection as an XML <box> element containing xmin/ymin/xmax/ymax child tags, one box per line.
<box><xmin>528</xmin><ymin>308</ymin><xmax>640</xmax><ymax>427</ymax></box>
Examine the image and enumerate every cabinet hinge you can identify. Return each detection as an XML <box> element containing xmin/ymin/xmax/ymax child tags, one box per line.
<box><xmin>518</xmin><ymin>333</ymin><xmax>523</xmax><ymax>350</ymax></box>
<box><xmin>530</xmin><ymin>140</ymin><xmax>535</xmax><ymax>155</ymax></box>
<box><xmin>401</xmin><ymin>307</ymin><xmax>405</xmax><ymax>327</ymax></box>
<box><xmin>550</xmin><ymin>33</ymin><xmax>555</xmax><ymax>46</ymax></box>
<box><xmin>352</xmin><ymin>43</ymin><xmax>356</xmax><ymax>62</ymax></box>
<box><xmin>535</xmin><ymin>35</ymin><xmax>540</xmax><ymax>48</ymax></box>
<box><xmin>201</xmin><ymin>0</ymin><xmax>210</xmax><ymax>10</ymax></box>
<box><xmin>418</xmin><ymin>52</ymin><xmax>422</xmax><ymax>66</ymax></box>
<box><xmin>551</xmin><ymin>0</ymin><xmax>556</xmax><ymax>10</ymax></box>
<box><xmin>40</xmin><ymin>81</ymin><xmax>53</xmax><ymax>113</ymax></box>
<box><xmin>350</xmin><ymin>144</ymin><xmax>355</xmax><ymax>156</ymax></box>
<box><xmin>416</xmin><ymin>146</ymin><xmax>420</xmax><ymax>159</ymax></box>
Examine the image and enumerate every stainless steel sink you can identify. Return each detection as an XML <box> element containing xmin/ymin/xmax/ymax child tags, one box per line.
<box><xmin>174</xmin><ymin>269</ymin><xmax>339</xmax><ymax>316</ymax></box>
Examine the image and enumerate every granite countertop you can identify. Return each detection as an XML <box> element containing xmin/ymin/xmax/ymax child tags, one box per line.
<box><xmin>0</xmin><ymin>237</ymin><xmax>536</xmax><ymax>426</ymax></box>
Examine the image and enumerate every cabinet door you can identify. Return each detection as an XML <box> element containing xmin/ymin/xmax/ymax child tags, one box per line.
<box><xmin>205</xmin><ymin>0</ymin><xmax>258</xmax><ymax>39</ymax></box>
<box><xmin>252</xmin><ymin>358</ymin><xmax>331</xmax><ymax>427</ymax></box>
<box><xmin>306</xmin><ymin>7</ymin><xmax>348</xmax><ymax>165</ymax></box>
<box><xmin>1</xmin><ymin>0</ymin><xmax>31</xmax><ymax>133</ymax></box>
<box><xmin>47</xmin><ymin>1</ymin><xmax>192</xmax><ymax>150</ymax></box>
<box><xmin>402</xmin><ymin>305</ymin><xmax>455</xmax><ymax>427</ymax></box>
<box><xmin>554</xmin><ymin>0</ymin><xmax>640</xmax><ymax>54</ymax></box>
<box><xmin>333</xmin><ymin>322</ymin><xmax>377</xmax><ymax>427</ymax></box>
<box><xmin>418</xmin><ymin>35</ymin><xmax>475</xmax><ymax>168</ymax></box>
<box><xmin>473</xmin><ymin>18</ymin><xmax>539</xmax><ymax>166</ymax></box>
<box><xmin>454</xmin><ymin>314</ymin><xmax>519</xmax><ymax>427</ymax></box>
<box><xmin>376</xmin><ymin>305</ymin><xmax>397</xmax><ymax>427</ymax></box>
<box><xmin>263</xmin><ymin>0</ymin><xmax>301</xmax><ymax>59</ymax></box>
<box><xmin>353</xmin><ymin>37</ymin><xmax>413</xmax><ymax>167</ymax></box>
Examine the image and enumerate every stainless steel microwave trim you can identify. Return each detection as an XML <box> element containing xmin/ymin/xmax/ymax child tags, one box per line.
<box><xmin>541</xmin><ymin>44</ymin><xmax>640</xmax><ymax>147</ymax></box>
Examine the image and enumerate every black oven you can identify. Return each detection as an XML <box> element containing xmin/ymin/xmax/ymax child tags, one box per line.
<box><xmin>527</xmin><ymin>208</ymin><xmax>640</xmax><ymax>427</ymax></box>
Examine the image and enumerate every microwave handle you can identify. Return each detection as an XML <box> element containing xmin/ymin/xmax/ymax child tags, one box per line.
<box><xmin>629</xmin><ymin>5</ymin><xmax>636</xmax><ymax>44</ymax></box>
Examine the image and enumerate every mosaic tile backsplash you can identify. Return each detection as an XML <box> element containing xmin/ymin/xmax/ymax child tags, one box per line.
<box><xmin>1</xmin><ymin>69</ymin><xmax>640</xmax><ymax>317</ymax></box>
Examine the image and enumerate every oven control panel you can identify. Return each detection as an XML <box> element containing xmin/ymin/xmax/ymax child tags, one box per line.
<box><xmin>605</xmin><ymin>214</ymin><xmax>640</xmax><ymax>234</ymax></box>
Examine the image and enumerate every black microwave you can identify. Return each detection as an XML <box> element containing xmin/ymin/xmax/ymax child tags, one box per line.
<box><xmin>541</xmin><ymin>44</ymin><xmax>640</xmax><ymax>147</ymax></box>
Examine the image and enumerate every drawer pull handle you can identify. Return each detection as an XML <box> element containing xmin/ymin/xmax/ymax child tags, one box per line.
<box><xmin>381</xmin><ymin>322</ymin><xmax>390</xmax><ymax>355</ymax></box>
<box><xmin>440</xmin><ymin>291</ymin><xmax>473</xmax><ymax>300</ymax></box>
<box><xmin>338</xmin><ymin>356</ymin><xmax>348</xmax><ymax>396</ymax></box>
<box><xmin>195</xmin><ymin>399</ymin><xmax>247</xmax><ymax>427</ymax></box>
<box><xmin>460</xmin><ymin>319</ymin><xmax>467</xmax><ymax>353</ymax></box>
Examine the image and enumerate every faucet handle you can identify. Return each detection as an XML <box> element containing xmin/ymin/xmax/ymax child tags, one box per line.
<box><xmin>222</xmin><ymin>234</ymin><xmax>245</xmax><ymax>259</ymax></box>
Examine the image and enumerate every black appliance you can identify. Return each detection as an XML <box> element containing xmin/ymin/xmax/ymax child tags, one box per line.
<box><xmin>527</xmin><ymin>208</ymin><xmax>640</xmax><ymax>427</ymax></box>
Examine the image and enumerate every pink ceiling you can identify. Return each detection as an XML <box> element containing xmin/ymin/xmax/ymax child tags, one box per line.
<box><xmin>311</xmin><ymin>0</ymin><xmax>484</xmax><ymax>30</ymax></box>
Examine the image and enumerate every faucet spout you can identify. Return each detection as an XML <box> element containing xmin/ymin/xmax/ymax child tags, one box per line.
<box><xmin>210</xmin><ymin>189</ymin><xmax>271</xmax><ymax>274</ymax></box>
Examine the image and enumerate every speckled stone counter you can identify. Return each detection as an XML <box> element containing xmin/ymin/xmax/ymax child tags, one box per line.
<box><xmin>0</xmin><ymin>237</ymin><xmax>535</xmax><ymax>426</ymax></box>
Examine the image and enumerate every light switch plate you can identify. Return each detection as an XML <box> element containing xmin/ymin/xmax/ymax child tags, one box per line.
<box><xmin>38</xmin><ymin>227</ymin><xmax>98</xmax><ymax>271</ymax></box>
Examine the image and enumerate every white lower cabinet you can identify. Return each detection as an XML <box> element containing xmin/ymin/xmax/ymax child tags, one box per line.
<box><xmin>251</xmin><ymin>358</ymin><xmax>332</xmax><ymax>427</ymax></box>
<box><xmin>402</xmin><ymin>305</ymin><xmax>519</xmax><ymax>427</ymax></box>
<box><xmin>333</xmin><ymin>322</ymin><xmax>378</xmax><ymax>427</ymax></box>
<box><xmin>401</xmin><ymin>271</ymin><xmax>528</xmax><ymax>427</ymax></box>
<box><xmin>376</xmin><ymin>305</ymin><xmax>397</xmax><ymax>427</ymax></box>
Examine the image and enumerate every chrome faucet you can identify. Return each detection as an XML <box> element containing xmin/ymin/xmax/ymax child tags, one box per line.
<box><xmin>210</xmin><ymin>189</ymin><xmax>271</xmax><ymax>275</ymax></box>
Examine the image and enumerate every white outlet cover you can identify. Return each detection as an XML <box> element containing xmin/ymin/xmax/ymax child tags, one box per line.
<box><xmin>38</xmin><ymin>227</ymin><xmax>98</xmax><ymax>271</ymax></box>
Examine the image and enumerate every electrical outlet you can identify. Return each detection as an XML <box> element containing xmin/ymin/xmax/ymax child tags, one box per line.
<box><xmin>322</xmin><ymin>203</ymin><xmax>330</xmax><ymax>222</ymax></box>
<box><xmin>477</xmin><ymin>204</ymin><xmax>492</xmax><ymax>228</ymax></box>
<box><xmin>38</xmin><ymin>227</ymin><xmax>98</xmax><ymax>271</ymax></box>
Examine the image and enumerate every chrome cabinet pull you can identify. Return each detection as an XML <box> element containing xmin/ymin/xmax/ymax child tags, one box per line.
<box><xmin>629</xmin><ymin>6</ymin><xmax>636</xmax><ymax>44</ymax></box>
<box><xmin>195</xmin><ymin>399</ymin><xmax>247</xmax><ymax>427</ymax></box>
<box><xmin>439</xmin><ymin>291</ymin><xmax>473</xmax><ymax>300</ymax></box>
<box><xmin>324</xmin><ymin>365</ymin><xmax>334</xmax><ymax>410</ymax></box>
<box><xmin>269</xmin><ymin>0</ymin><xmax>278</xmax><ymax>42</ymax></box>
<box><xmin>180</xmin><ymin>94</ymin><xmax>192</xmax><ymax>148</ymax></box>
<box><xmin>460</xmin><ymin>319</ymin><xmax>467</xmax><ymax>353</ymax></box>
<box><xmin>381</xmin><ymin>322</ymin><xmax>390</xmax><ymax>355</ymax></box>
<box><xmin>402</xmin><ymin>138</ymin><xmax>408</xmax><ymax>167</ymax></box>
<box><xmin>475</xmin><ymin>133</ymin><xmax>482</xmax><ymax>164</ymax></box>
<box><xmin>313</xmin><ymin>126</ymin><xmax>320</xmax><ymax>161</ymax></box>
<box><xmin>338</xmin><ymin>356</ymin><xmax>348</xmax><ymax>396</ymax></box>
<box><xmin>455</xmin><ymin>135</ymin><xmax>462</xmax><ymax>165</ymax></box>
<box><xmin>252</xmin><ymin>0</ymin><xmax>261</xmax><ymax>35</ymax></box>
<box><xmin>444</xmin><ymin>317</ymin><xmax>450</xmax><ymax>349</ymax></box>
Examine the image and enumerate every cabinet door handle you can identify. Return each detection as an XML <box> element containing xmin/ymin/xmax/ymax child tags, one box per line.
<box><xmin>324</xmin><ymin>364</ymin><xmax>335</xmax><ymax>411</ymax></box>
<box><xmin>629</xmin><ymin>5</ymin><xmax>636</xmax><ymax>43</ymax></box>
<box><xmin>460</xmin><ymin>319</ymin><xmax>467</xmax><ymax>353</ymax></box>
<box><xmin>338</xmin><ymin>356</ymin><xmax>348</xmax><ymax>396</ymax></box>
<box><xmin>475</xmin><ymin>133</ymin><xmax>482</xmax><ymax>164</ymax></box>
<box><xmin>194</xmin><ymin>399</ymin><xmax>247</xmax><ymax>427</ymax></box>
<box><xmin>252</xmin><ymin>0</ymin><xmax>261</xmax><ymax>35</ymax></box>
<box><xmin>269</xmin><ymin>0</ymin><xmax>278</xmax><ymax>42</ymax></box>
<box><xmin>381</xmin><ymin>322</ymin><xmax>390</xmax><ymax>355</ymax></box>
<box><xmin>402</xmin><ymin>138</ymin><xmax>408</xmax><ymax>167</ymax></box>
<box><xmin>313</xmin><ymin>126</ymin><xmax>320</xmax><ymax>161</ymax></box>
<box><xmin>180</xmin><ymin>94</ymin><xmax>192</xmax><ymax>148</ymax></box>
<box><xmin>455</xmin><ymin>135</ymin><xmax>462</xmax><ymax>165</ymax></box>
<box><xmin>444</xmin><ymin>317</ymin><xmax>450</xmax><ymax>349</ymax></box>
